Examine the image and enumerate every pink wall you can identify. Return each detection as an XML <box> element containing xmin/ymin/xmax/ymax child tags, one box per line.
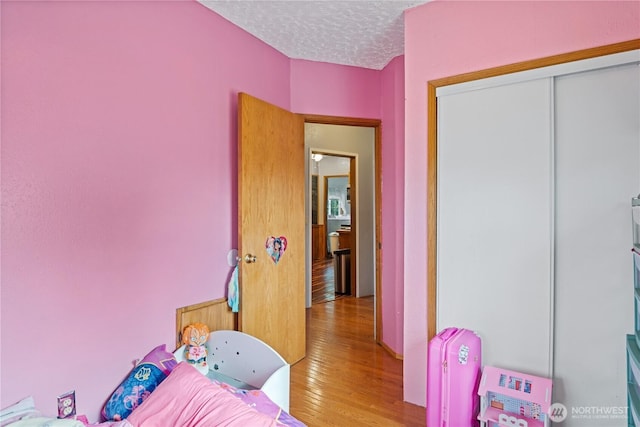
<box><xmin>290</xmin><ymin>59</ymin><xmax>381</xmax><ymax>118</ymax></box>
<box><xmin>1</xmin><ymin>1</ymin><xmax>400</xmax><ymax>421</ymax></box>
<box><xmin>403</xmin><ymin>0</ymin><xmax>640</xmax><ymax>406</ymax></box>
<box><xmin>380</xmin><ymin>56</ymin><xmax>405</xmax><ymax>355</ymax></box>
<box><xmin>1</xmin><ymin>0</ymin><xmax>291</xmax><ymax>420</ymax></box>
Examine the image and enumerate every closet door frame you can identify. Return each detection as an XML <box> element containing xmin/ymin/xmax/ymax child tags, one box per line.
<box><xmin>426</xmin><ymin>39</ymin><xmax>640</xmax><ymax>344</ymax></box>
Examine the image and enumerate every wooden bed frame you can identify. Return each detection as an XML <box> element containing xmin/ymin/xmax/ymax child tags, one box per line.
<box><xmin>175</xmin><ymin>297</ymin><xmax>237</xmax><ymax>347</ymax></box>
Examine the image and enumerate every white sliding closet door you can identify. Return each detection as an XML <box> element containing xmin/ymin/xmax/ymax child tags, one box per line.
<box><xmin>437</xmin><ymin>78</ymin><xmax>553</xmax><ymax>376</ymax></box>
<box><xmin>554</xmin><ymin>63</ymin><xmax>640</xmax><ymax>425</ymax></box>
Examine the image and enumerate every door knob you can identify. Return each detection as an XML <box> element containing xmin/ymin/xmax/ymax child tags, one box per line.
<box><xmin>241</xmin><ymin>254</ymin><xmax>257</xmax><ymax>264</ymax></box>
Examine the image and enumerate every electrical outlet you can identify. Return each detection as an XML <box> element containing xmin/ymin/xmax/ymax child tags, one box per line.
<box><xmin>57</xmin><ymin>390</ymin><xmax>76</xmax><ymax>419</ymax></box>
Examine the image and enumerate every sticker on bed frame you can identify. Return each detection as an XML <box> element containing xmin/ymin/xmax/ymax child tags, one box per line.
<box><xmin>266</xmin><ymin>236</ymin><xmax>287</xmax><ymax>264</ymax></box>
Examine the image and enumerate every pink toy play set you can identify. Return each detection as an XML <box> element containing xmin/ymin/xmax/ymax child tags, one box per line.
<box><xmin>477</xmin><ymin>365</ymin><xmax>553</xmax><ymax>427</ymax></box>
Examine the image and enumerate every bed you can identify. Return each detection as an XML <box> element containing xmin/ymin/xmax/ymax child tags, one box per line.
<box><xmin>1</xmin><ymin>298</ymin><xmax>305</xmax><ymax>427</ymax></box>
<box><xmin>174</xmin><ymin>297</ymin><xmax>291</xmax><ymax>412</ymax></box>
<box><xmin>174</xmin><ymin>330</ymin><xmax>290</xmax><ymax>412</ymax></box>
<box><xmin>101</xmin><ymin>362</ymin><xmax>304</xmax><ymax>427</ymax></box>
<box><xmin>1</xmin><ymin>363</ymin><xmax>304</xmax><ymax>427</ymax></box>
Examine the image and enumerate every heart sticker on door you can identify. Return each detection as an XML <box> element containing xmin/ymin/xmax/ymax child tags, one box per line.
<box><xmin>265</xmin><ymin>236</ymin><xmax>287</xmax><ymax>265</ymax></box>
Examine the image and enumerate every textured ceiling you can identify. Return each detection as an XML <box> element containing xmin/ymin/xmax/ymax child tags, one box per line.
<box><xmin>199</xmin><ymin>0</ymin><xmax>429</xmax><ymax>70</ymax></box>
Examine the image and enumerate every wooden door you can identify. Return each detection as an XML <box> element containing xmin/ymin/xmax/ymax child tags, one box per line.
<box><xmin>238</xmin><ymin>93</ymin><xmax>306</xmax><ymax>364</ymax></box>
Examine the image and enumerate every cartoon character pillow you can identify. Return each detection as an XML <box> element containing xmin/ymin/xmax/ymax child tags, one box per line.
<box><xmin>101</xmin><ymin>344</ymin><xmax>177</xmax><ymax>421</ymax></box>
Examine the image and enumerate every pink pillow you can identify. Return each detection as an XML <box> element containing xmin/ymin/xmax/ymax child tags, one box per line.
<box><xmin>126</xmin><ymin>362</ymin><xmax>278</xmax><ymax>426</ymax></box>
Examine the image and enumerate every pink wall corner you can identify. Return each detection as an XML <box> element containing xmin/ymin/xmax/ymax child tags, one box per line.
<box><xmin>380</xmin><ymin>55</ymin><xmax>405</xmax><ymax>356</ymax></box>
<box><xmin>290</xmin><ymin>59</ymin><xmax>382</xmax><ymax>119</ymax></box>
<box><xmin>403</xmin><ymin>0</ymin><xmax>640</xmax><ymax>407</ymax></box>
<box><xmin>1</xmin><ymin>0</ymin><xmax>289</xmax><ymax>420</ymax></box>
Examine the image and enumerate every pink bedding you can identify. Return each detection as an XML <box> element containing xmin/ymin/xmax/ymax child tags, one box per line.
<box><xmin>4</xmin><ymin>362</ymin><xmax>306</xmax><ymax>427</ymax></box>
<box><xmin>115</xmin><ymin>363</ymin><xmax>279</xmax><ymax>427</ymax></box>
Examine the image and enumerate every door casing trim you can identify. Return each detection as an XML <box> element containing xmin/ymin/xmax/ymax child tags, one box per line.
<box><xmin>303</xmin><ymin>114</ymin><xmax>383</xmax><ymax>347</ymax></box>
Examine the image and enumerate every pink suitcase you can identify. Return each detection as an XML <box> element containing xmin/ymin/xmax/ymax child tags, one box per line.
<box><xmin>427</xmin><ymin>327</ymin><xmax>482</xmax><ymax>427</ymax></box>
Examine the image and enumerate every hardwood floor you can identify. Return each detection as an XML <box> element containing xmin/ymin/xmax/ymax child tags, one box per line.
<box><xmin>290</xmin><ymin>296</ymin><xmax>426</xmax><ymax>426</ymax></box>
<box><xmin>312</xmin><ymin>258</ymin><xmax>337</xmax><ymax>304</ymax></box>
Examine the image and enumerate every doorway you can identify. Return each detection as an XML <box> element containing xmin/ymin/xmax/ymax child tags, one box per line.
<box><xmin>303</xmin><ymin>115</ymin><xmax>382</xmax><ymax>342</ymax></box>
<box><xmin>311</xmin><ymin>156</ymin><xmax>354</xmax><ymax>304</ymax></box>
